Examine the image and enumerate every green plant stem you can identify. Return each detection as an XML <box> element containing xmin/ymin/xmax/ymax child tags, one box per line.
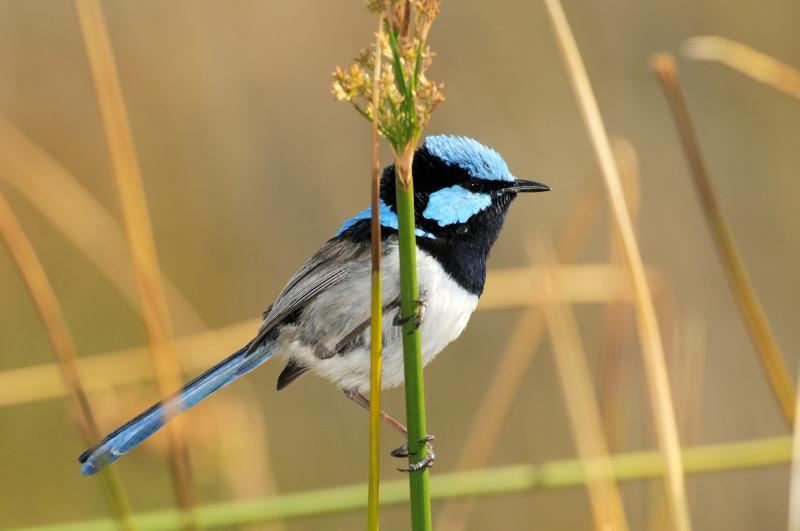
<box><xmin>394</xmin><ymin>150</ymin><xmax>432</xmax><ymax>531</ymax></box>
<box><xmin>367</xmin><ymin>17</ymin><xmax>385</xmax><ymax>531</ymax></box>
<box><xmin>13</xmin><ymin>436</ymin><xmax>791</xmax><ymax>531</ymax></box>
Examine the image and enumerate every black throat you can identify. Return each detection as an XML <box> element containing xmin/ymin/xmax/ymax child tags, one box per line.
<box><xmin>415</xmin><ymin>195</ymin><xmax>512</xmax><ymax>296</ymax></box>
<box><xmin>334</xmin><ymin>192</ymin><xmax>513</xmax><ymax>296</ymax></box>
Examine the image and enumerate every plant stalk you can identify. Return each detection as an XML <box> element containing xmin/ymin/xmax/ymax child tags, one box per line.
<box><xmin>651</xmin><ymin>53</ymin><xmax>795</xmax><ymax>426</ymax></box>
<box><xmin>682</xmin><ymin>36</ymin><xmax>800</xmax><ymax>101</ymax></box>
<box><xmin>73</xmin><ymin>0</ymin><xmax>197</xmax><ymax>527</ymax></box>
<box><xmin>542</xmin><ymin>1</ymin><xmax>691</xmax><ymax>529</ymax></box>
<box><xmin>367</xmin><ymin>17</ymin><xmax>385</xmax><ymax>531</ymax></box>
<box><xmin>0</xmin><ymin>192</ymin><xmax>137</xmax><ymax>531</ymax></box>
<box><xmin>533</xmin><ymin>236</ymin><xmax>630</xmax><ymax>531</ymax></box>
<box><xmin>11</xmin><ymin>436</ymin><xmax>792</xmax><ymax>531</ymax></box>
<box><xmin>394</xmin><ymin>149</ymin><xmax>432</xmax><ymax>531</ymax></box>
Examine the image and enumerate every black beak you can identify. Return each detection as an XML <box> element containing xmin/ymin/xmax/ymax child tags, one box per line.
<box><xmin>504</xmin><ymin>179</ymin><xmax>551</xmax><ymax>193</ymax></box>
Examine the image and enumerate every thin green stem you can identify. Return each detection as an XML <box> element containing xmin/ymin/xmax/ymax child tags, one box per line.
<box><xmin>11</xmin><ymin>436</ymin><xmax>791</xmax><ymax>531</ymax></box>
<box><xmin>385</xmin><ymin>22</ymin><xmax>409</xmax><ymax>101</ymax></box>
<box><xmin>394</xmin><ymin>151</ymin><xmax>432</xmax><ymax>531</ymax></box>
<box><xmin>384</xmin><ymin>21</ymin><xmax>417</xmax><ymax>144</ymax></box>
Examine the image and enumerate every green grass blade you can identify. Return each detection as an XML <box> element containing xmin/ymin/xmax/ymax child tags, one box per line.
<box><xmin>12</xmin><ymin>437</ymin><xmax>791</xmax><ymax>531</ymax></box>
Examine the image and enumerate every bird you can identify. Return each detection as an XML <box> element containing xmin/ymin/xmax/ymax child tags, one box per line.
<box><xmin>78</xmin><ymin>135</ymin><xmax>549</xmax><ymax>475</ymax></box>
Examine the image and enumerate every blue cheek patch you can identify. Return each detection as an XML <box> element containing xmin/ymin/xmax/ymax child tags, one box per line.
<box><xmin>337</xmin><ymin>200</ymin><xmax>434</xmax><ymax>238</ymax></box>
<box><xmin>422</xmin><ymin>186</ymin><xmax>492</xmax><ymax>227</ymax></box>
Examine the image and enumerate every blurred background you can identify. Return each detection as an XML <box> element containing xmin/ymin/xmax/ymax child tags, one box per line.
<box><xmin>1</xmin><ymin>1</ymin><xmax>799</xmax><ymax>530</ymax></box>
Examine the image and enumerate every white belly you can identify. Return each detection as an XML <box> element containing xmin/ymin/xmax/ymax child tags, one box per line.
<box><xmin>274</xmin><ymin>245</ymin><xmax>479</xmax><ymax>393</ymax></box>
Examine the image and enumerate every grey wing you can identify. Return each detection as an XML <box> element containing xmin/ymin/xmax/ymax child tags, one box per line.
<box><xmin>246</xmin><ymin>239</ymin><xmax>369</xmax><ymax>354</ymax></box>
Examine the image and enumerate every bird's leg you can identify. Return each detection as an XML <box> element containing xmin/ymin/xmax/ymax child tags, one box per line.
<box><xmin>343</xmin><ymin>389</ymin><xmax>435</xmax><ymax>472</ymax></box>
<box><xmin>343</xmin><ymin>388</ymin><xmax>408</xmax><ymax>436</ymax></box>
<box><xmin>392</xmin><ymin>294</ymin><xmax>427</xmax><ymax>335</ymax></box>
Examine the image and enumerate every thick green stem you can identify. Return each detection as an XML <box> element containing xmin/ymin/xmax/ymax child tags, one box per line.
<box><xmin>394</xmin><ymin>150</ymin><xmax>432</xmax><ymax>531</ymax></box>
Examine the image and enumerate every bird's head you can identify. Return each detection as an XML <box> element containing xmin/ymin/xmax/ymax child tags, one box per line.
<box><xmin>335</xmin><ymin>135</ymin><xmax>549</xmax><ymax>294</ymax></box>
<box><xmin>379</xmin><ymin>135</ymin><xmax>549</xmax><ymax>240</ymax></box>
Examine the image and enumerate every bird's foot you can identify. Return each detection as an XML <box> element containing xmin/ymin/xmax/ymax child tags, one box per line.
<box><xmin>391</xmin><ymin>434</ymin><xmax>435</xmax><ymax>472</ymax></box>
<box><xmin>392</xmin><ymin>296</ymin><xmax>427</xmax><ymax>335</ymax></box>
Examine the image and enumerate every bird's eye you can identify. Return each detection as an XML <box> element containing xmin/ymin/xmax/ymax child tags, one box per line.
<box><xmin>464</xmin><ymin>181</ymin><xmax>481</xmax><ymax>192</ymax></box>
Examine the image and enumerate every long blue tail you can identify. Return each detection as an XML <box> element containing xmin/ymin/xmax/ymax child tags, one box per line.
<box><xmin>79</xmin><ymin>343</ymin><xmax>273</xmax><ymax>475</ymax></box>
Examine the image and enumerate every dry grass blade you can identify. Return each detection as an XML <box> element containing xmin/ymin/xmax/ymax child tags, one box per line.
<box><xmin>651</xmin><ymin>53</ymin><xmax>794</xmax><ymax>426</ymax></box>
<box><xmin>481</xmin><ymin>264</ymin><xmax>663</xmax><ymax>309</ymax></box>
<box><xmin>205</xmin><ymin>391</ymin><xmax>285</xmax><ymax>531</ymax></box>
<box><xmin>73</xmin><ymin>0</ymin><xmax>197</xmax><ymax>526</ymax></box>
<box><xmin>542</xmin><ymin>1</ymin><xmax>691</xmax><ymax>529</ymax></box>
<box><xmin>532</xmin><ymin>235</ymin><xmax>629</xmax><ymax>531</ymax></box>
<box><xmin>0</xmin><ymin>318</ymin><xmax>259</xmax><ymax>408</ymax></box>
<box><xmin>600</xmin><ymin>138</ymin><xmax>640</xmax><ymax>451</ymax></box>
<box><xmin>0</xmin><ymin>191</ymin><xmax>136</xmax><ymax>531</ymax></box>
<box><xmin>435</xmin><ymin>174</ymin><xmax>602</xmax><ymax>531</ymax></box>
<box><xmin>0</xmin><ymin>261</ymin><xmax>658</xmax><ymax>411</ymax></box>
<box><xmin>683</xmin><ymin>36</ymin><xmax>800</xmax><ymax>101</ymax></box>
<box><xmin>0</xmin><ymin>116</ymin><xmax>205</xmax><ymax>334</ymax></box>
<box><xmin>647</xmin><ymin>313</ymin><xmax>707</xmax><ymax>531</ymax></box>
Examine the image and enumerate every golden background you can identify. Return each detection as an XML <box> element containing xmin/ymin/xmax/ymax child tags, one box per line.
<box><xmin>1</xmin><ymin>1</ymin><xmax>798</xmax><ymax>529</ymax></box>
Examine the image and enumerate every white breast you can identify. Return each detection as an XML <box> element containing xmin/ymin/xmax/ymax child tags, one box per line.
<box><xmin>274</xmin><ymin>245</ymin><xmax>479</xmax><ymax>393</ymax></box>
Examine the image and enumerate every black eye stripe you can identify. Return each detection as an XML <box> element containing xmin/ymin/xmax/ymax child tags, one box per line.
<box><xmin>464</xmin><ymin>180</ymin><xmax>507</xmax><ymax>193</ymax></box>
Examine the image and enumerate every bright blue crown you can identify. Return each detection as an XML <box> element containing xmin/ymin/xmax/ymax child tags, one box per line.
<box><xmin>424</xmin><ymin>135</ymin><xmax>513</xmax><ymax>182</ymax></box>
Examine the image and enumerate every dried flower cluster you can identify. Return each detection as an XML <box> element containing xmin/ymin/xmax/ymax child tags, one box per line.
<box><xmin>332</xmin><ymin>0</ymin><xmax>444</xmax><ymax>153</ymax></box>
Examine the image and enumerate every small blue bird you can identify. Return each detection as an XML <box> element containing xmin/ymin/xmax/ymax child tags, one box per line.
<box><xmin>78</xmin><ymin>135</ymin><xmax>549</xmax><ymax>475</ymax></box>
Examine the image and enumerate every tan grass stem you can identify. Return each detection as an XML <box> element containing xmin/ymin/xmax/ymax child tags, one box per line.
<box><xmin>683</xmin><ymin>36</ymin><xmax>800</xmax><ymax>101</ymax></box>
<box><xmin>652</xmin><ymin>53</ymin><xmax>795</xmax><ymax>426</ymax></box>
<box><xmin>543</xmin><ymin>1</ymin><xmax>691</xmax><ymax>529</ymax></box>
<box><xmin>533</xmin><ymin>235</ymin><xmax>629</xmax><ymax>531</ymax></box>
<box><xmin>0</xmin><ymin>191</ymin><xmax>136</xmax><ymax>531</ymax></box>
<box><xmin>600</xmin><ymin>138</ymin><xmax>640</xmax><ymax>451</ymax></box>
<box><xmin>0</xmin><ymin>318</ymin><xmax>259</xmax><ymax>408</ymax></box>
<box><xmin>480</xmin><ymin>264</ymin><xmax>663</xmax><ymax>309</ymax></box>
<box><xmin>74</xmin><ymin>0</ymin><xmax>197</xmax><ymax>526</ymax></box>
<box><xmin>0</xmin><ymin>116</ymin><xmax>205</xmax><ymax>334</ymax></box>
<box><xmin>0</xmin><ymin>264</ymin><xmax>657</xmax><ymax>410</ymax></box>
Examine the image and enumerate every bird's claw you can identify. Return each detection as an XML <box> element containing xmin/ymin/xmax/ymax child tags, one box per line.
<box><xmin>390</xmin><ymin>445</ymin><xmax>410</xmax><ymax>458</ymax></box>
<box><xmin>392</xmin><ymin>434</ymin><xmax>435</xmax><ymax>473</ymax></box>
<box><xmin>392</xmin><ymin>297</ymin><xmax>427</xmax><ymax>335</ymax></box>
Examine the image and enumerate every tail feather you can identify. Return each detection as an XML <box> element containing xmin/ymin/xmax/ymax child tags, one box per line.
<box><xmin>78</xmin><ymin>344</ymin><xmax>273</xmax><ymax>475</ymax></box>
